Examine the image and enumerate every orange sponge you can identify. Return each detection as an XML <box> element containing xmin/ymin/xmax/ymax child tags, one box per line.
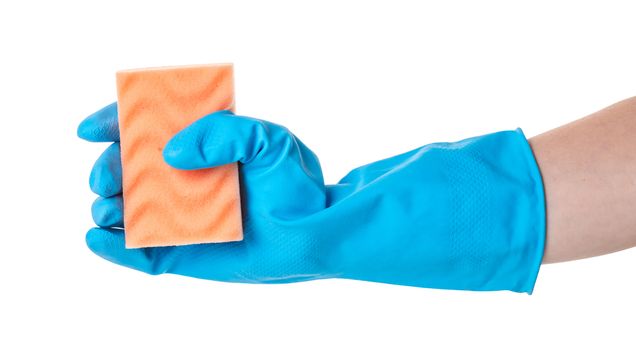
<box><xmin>116</xmin><ymin>64</ymin><xmax>243</xmax><ymax>248</ymax></box>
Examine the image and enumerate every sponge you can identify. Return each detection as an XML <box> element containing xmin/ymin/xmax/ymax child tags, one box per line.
<box><xmin>116</xmin><ymin>64</ymin><xmax>243</xmax><ymax>248</ymax></box>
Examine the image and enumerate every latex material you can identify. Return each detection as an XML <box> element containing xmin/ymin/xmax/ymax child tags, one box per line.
<box><xmin>78</xmin><ymin>105</ymin><xmax>546</xmax><ymax>293</ymax></box>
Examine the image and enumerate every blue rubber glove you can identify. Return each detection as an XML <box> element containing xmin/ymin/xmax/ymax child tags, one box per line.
<box><xmin>78</xmin><ymin>103</ymin><xmax>545</xmax><ymax>293</ymax></box>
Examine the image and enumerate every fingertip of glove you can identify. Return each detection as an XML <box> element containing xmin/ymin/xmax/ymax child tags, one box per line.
<box><xmin>89</xmin><ymin>165</ymin><xmax>121</xmax><ymax>198</ymax></box>
<box><xmin>162</xmin><ymin>128</ymin><xmax>209</xmax><ymax>170</ymax></box>
<box><xmin>85</xmin><ymin>227</ymin><xmax>124</xmax><ymax>258</ymax></box>
<box><xmin>78</xmin><ymin>103</ymin><xmax>120</xmax><ymax>142</ymax></box>
<box><xmin>85</xmin><ymin>227</ymin><xmax>102</xmax><ymax>250</ymax></box>
<box><xmin>91</xmin><ymin>198</ymin><xmax>108</xmax><ymax>226</ymax></box>
<box><xmin>162</xmin><ymin>109</ymin><xmax>240</xmax><ymax>170</ymax></box>
<box><xmin>91</xmin><ymin>197</ymin><xmax>123</xmax><ymax>228</ymax></box>
<box><xmin>77</xmin><ymin>117</ymin><xmax>98</xmax><ymax>141</ymax></box>
<box><xmin>162</xmin><ymin>141</ymin><xmax>191</xmax><ymax>170</ymax></box>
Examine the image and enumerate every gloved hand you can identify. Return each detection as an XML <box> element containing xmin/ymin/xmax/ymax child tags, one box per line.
<box><xmin>78</xmin><ymin>103</ymin><xmax>545</xmax><ymax>293</ymax></box>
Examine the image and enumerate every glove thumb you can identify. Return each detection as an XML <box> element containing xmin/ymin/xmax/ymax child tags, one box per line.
<box><xmin>163</xmin><ymin>110</ymin><xmax>272</xmax><ymax>170</ymax></box>
<box><xmin>162</xmin><ymin>110</ymin><xmax>327</xmax><ymax>218</ymax></box>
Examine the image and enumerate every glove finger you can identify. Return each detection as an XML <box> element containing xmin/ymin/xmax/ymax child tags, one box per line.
<box><xmin>77</xmin><ymin>102</ymin><xmax>120</xmax><ymax>142</ymax></box>
<box><xmin>163</xmin><ymin>110</ymin><xmax>291</xmax><ymax>171</ymax></box>
<box><xmin>92</xmin><ymin>195</ymin><xmax>124</xmax><ymax>228</ymax></box>
<box><xmin>162</xmin><ymin>110</ymin><xmax>327</xmax><ymax>217</ymax></box>
<box><xmin>90</xmin><ymin>142</ymin><xmax>122</xmax><ymax>197</ymax></box>
<box><xmin>86</xmin><ymin>228</ymin><xmax>173</xmax><ymax>275</ymax></box>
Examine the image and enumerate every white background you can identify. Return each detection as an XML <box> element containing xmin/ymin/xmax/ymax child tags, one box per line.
<box><xmin>1</xmin><ymin>0</ymin><xmax>636</xmax><ymax>348</ymax></box>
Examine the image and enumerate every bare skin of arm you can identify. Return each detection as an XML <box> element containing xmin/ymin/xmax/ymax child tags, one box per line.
<box><xmin>529</xmin><ymin>96</ymin><xmax>636</xmax><ymax>263</ymax></box>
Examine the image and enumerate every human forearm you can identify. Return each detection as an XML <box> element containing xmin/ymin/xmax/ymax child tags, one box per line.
<box><xmin>529</xmin><ymin>96</ymin><xmax>636</xmax><ymax>263</ymax></box>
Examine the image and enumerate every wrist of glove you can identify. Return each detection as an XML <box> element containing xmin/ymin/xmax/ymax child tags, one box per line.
<box><xmin>78</xmin><ymin>103</ymin><xmax>545</xmax><ymax>293</ymax></box>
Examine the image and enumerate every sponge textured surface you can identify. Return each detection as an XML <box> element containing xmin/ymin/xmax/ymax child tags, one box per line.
<box><xmin>116</xmin><ymin>64</ymin><xmax>243</xmax><ymax>248</ymax></box>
